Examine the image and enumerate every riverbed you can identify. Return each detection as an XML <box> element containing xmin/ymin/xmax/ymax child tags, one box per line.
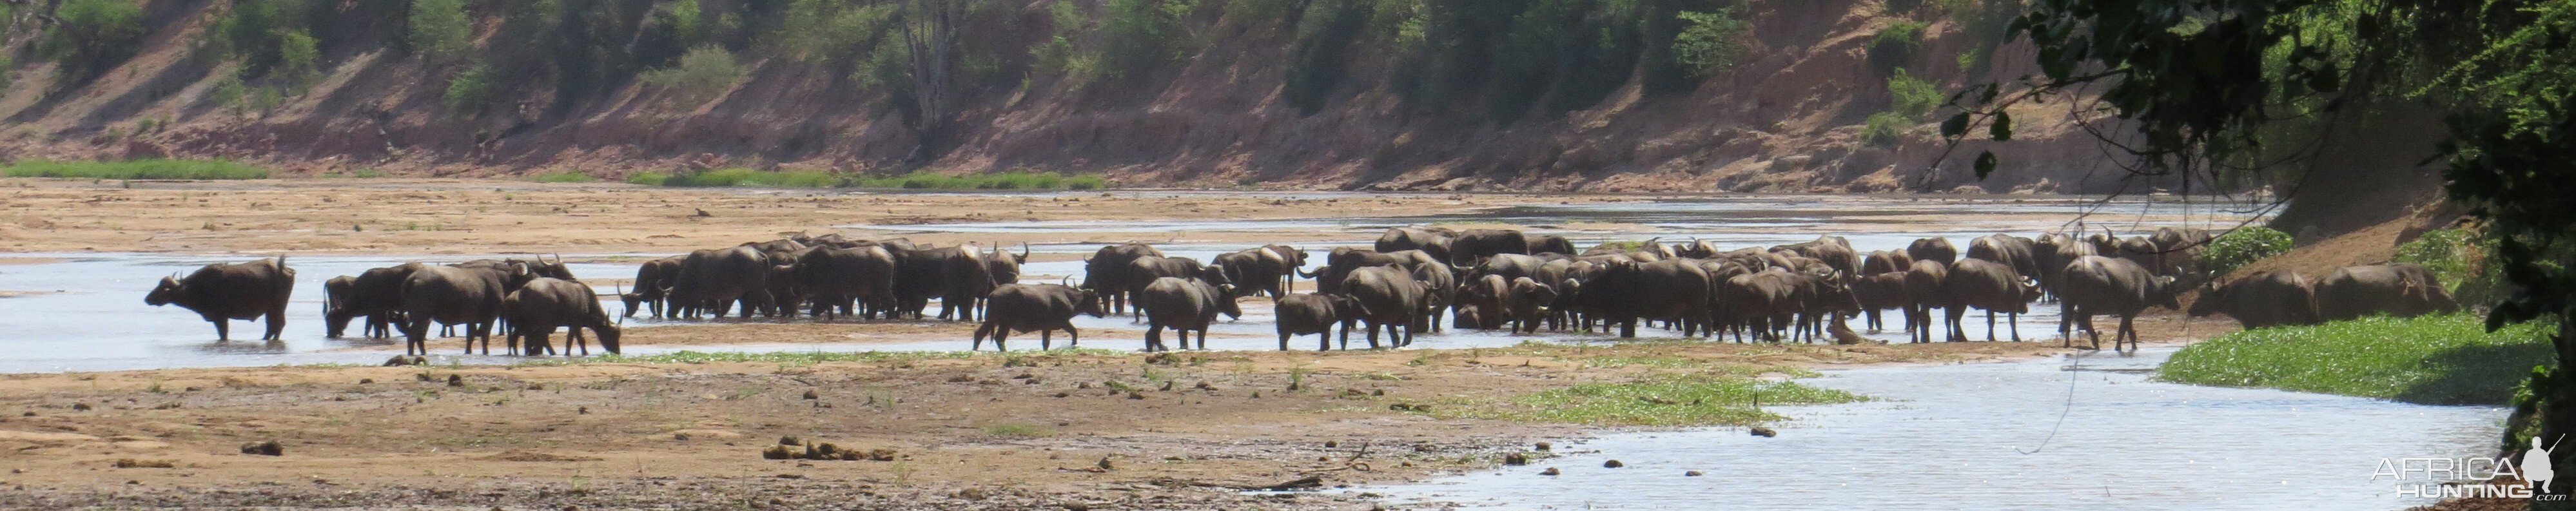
<box><xmin>1366</xmin><ymin>347</ymin><xmax>2503</xmax><ymax>510</ymax></box>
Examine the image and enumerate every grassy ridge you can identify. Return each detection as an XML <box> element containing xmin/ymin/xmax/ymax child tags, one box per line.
<box><xmin>2160</xmin><ymin>314</ymin><xmax>2550</xmax><ymax>405</ymax></box>
<box><xmin>627</xmin><ymin>169</ymin><xmax>1106</xmax><ymax>190</ymax></box>
<box><xmin>2</xmin><ymin>159</ymin><xmax>269</xmax><ymax>180</ymax></box>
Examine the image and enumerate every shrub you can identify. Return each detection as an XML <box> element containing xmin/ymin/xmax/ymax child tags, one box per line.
<box><xmin>1866</xmin><ymin>20</ymin><xmax>1927</xmax><ymax>75</ymax></box>
<box><xmin>211</xmin><ymin>0</ymin><xmax>318</xmax><ymax>78</ymax></box>
<box><xmin>1671</xmin><ymin>9</ymin><xmax>1751</xmax><ymax>79</ymax></box>
<box><xmin>1282</xmin><ymin>0</ymin><xmax>1369</xmax><ymax>114</ymax></box>
<box><xmin>1098</xmin><ymin>0</ymin><xmax>1196</xmax><ymax>80</ymax></box>
<box><xmin>39</xmin><ymin>0</ymin><xmax>148</xmax><ymax>84</ymax></box>
<box><xmin>2</xmin><ymin>159</ymin><xmax>271</xmax><ymax>180</ymax></box>
<box><xmin>407</xmin><ymin>0</ymin><xmax>473</xmax><ymax>65</ymax></box>
<box><xmin>2197</xmin><ymin>226</ymin><xmax>2292</xmax><ymax>277</ymax></box>
<box><xmin>443</xmin><ymin>63</ymin><xmax>498</xmax><ymax>115</ymax></box>
<box><xmin>277</xmin><ymin>30</ymin><xmax>319</xmax><ymax>85</ymax></box>
<box><xmin>529</xmin><ymin>171</ymin><xmax>598</xmax><ymax>183</ymax></box>
<box><xmin>1860</xmin><ymin>111</ymin><xmax>1910</xmax><ymax>146</ymax></box>
<box><xmin>2396</xmin><ymin>228</ymin><xmax>2506</xmax><ymax>305</ymax></box>
<box><xmin>1886</xmin><ymin>68</ymin><xmax>1941</xmax><ymax>119</ymax></box>
<box><xmin>639</xmin><ymin>46</ymin><xmax>745</xmax><ymax>105</ymax></box>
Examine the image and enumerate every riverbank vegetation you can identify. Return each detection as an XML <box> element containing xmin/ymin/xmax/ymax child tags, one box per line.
<box><xmin>2160</xmin><ymin>314</ymin><xmax>2548</xmax><ymax>405</ymax></box>
<box><xmin>1429</xmin><ymin>369</ymin><xmax>1862</xmax><ymax>426</ymax></box>
<box><xmin>0</xmin><ymin>159</ymin><xmax>270</xmax><ymax>180</ymax></box>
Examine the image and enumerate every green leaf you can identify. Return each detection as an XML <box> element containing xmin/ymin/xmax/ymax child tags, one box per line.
<box><xmin>1973</xmin><ymin>151</ymin><xmax>1998</xmax><ymax>180</ymax></box>
<box><xmin>1940</xmin><ymin>111</ymin><xmax>1971</xmax><ymax>138</ymax></box>
<box><xmin>1989</xmin><ymin>111</ymin><xmax>2013</xmax><ymax>141</ymax></box>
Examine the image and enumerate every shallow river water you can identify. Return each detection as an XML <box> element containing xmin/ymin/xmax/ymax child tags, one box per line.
<box><xmin>1363</xmin><ymin>348</ymin><xmax>2504</xmax><ymax>510</ymax></box>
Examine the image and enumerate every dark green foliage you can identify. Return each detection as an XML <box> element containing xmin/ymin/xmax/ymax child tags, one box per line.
<box><xmin>1866</xmin><ymin>20</ymin><xmax>1925</xmax><ymax>75</ymax></box>
<box><xmin>2198</xmin><ymin>226</ymin><xmax>2293</xmax><ymax>278</ymax></box>
<box><xmin>213</xmin><ymin>0</ymin><xmax>316</xmax><ymax>78</ymax></box>
<box><xmin>408</xmin><ymin>0</ymin><xmax>473</xmax><ymax>65</ymax></box>
<box><xmin>39</xmin><ymin>0</ymin><xmax>148</xmax><ymax>85</ymax></box>
<box><xmin>1283</xmin><ymin>0</ymin><xmax>1371</xmax><ymax>114</ymax></box>
<box><xmin>1099</xmin><ymin>0</ymin><xmax>1199</xmax><ymax>81</ymax></box>
<box><xmin>443</xmin><ymin>63</ymin><xmax>497</xmax><ymax>115</ymax></box>
<box><xmin>1862</xmin><ymin>111</ymin><xmax>1910</xmax><ymax>146</ymax></box>
<box><xmin>1669</xmin><ymin>8</ymin><xmax>1750</xmax><ymax>79</ymax></box>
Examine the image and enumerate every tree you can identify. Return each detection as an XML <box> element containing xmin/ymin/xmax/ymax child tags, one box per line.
<box><xmin>1951</xmin><ymin>1</ymin><xmax>2576</xmax><ymax>505</ymax></box>
<box><xmin>897</xmin><ymin>0</ymin><xmax>965</xmax><ymax>162</ymax></box>
<box><xmin>39</xmin><ymin>0</ymin><xmax>147</xmax><ymax>85</ymax></box>
<box><xmin>408</xmin><ymin>0</ymin><xmax>473</xmax><ymax>66</ymax></box>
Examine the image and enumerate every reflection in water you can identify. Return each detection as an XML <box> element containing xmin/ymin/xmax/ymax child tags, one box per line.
<box><xmin>1363</xmin><ymin>349</ymin><xmax>2503</xmax><ymax>510</ymax></box>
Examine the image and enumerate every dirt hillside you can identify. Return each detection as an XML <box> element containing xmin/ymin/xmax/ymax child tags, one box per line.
<box><xmin>0</xmin><ymin>0</ymin><xmax>2177</xmax><ymax>194</ymax></box>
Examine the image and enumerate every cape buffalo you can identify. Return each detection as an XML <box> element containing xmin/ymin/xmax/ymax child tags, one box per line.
<box><xmin>1908</xmin><ymin>237</ymin><xmax>1958</xmax><ymax>265</ymax></box>
<box><xmin>1967</xmin><ymin>235</ymin><xmax>2040</xmax><ymax>280</ymax></box>
<box><xmin>1900</xmin><ymin>260</ymin><xmax>1949</xmax><ymax>343</ymax></box>
<box><xmin>1338</xmin><ymin>266</ymin><xmax>1429</xmax><ymax>348</ymax></box>
<box><xmin>1720</xmin><ymin>270</ymin><xmax>1803</xmax><ymax>342</ymax></box>
<box><xmin>400</xmin><ymin>262</ymin><xmax>533</xmax><ymax>355</ymax></box>
<box><xmin>621</xmin><ymin>256</ymin><xmax>685</xmax><ymax>318</ymax></box>
<box><xmin>1456</xmin><ymin>273</ymin><xmax>1511</xmax><ymax>331</ymax></box>
<box><xmin>326</xmin><ymin>264</ymin><xmax>419</xmax><ymax>339</ymax></box>
<box><xmin>2031</xmin><ymin>233</ymin><xmax>2096</xmax><ymax>302</ymax></box>
<box><xmin>670</xmin><ymin>246</ymin><xmax>776</xmax><ymax>319</ymax></box>
<box><xmin>1277</xmin><ymin>293</ymin><xmax>1360</xmax><ymax>351</ymax></box>
<box><xmin>1449</xmin><ymin>229</ymin><xmax>1530</xmax><ymax>266</ymax></box>
<box><xmin>1862</xmin><ymin>250</ymin><xmax>1914</xmax><ymax>275</ymax></box>
<box><xmin>1573</xmin><ymin>259</ymin><xmax>1711</xmax><ymax>338</ymax></box>
<box><xmin>1376</xmin><ymin>227</ymin><xmax>1456</xmax><ymax>262</ymax></box>
<box><xmin>1943</xmin><ymin>258</ymin><xmax>2040</xmax><ymax>342</ymax></box>
<box><xmin>794</xmin><ymin>245</ymin><xmax>898</xmax><ymax>320</ymax></box>
<box><xmin>2058</xmin><ymin>255</ymin><xmax>2183</xmax><ymax>352</ymax></box>
<box><xmin>1410</xmin><ymin>260</ymin><xmax>1459</xmax><ymax>333</ymax></box>
<box><xmin>1851</xmin><ymin>272</ymin><xmax>1910</xmax><ymax>333</ymax></box>
<box><xmin>892</xmin><ymin>246</ymin><xmax>955</xmax><ymax>320</ymax></box>
<box><xmin>1215</xmin><ymin>246</ymin><xmax>1297</xmax><ymax>300</ymax></box>
<box><xmin>1081</xmin><ymin>243</ymin><xmax>1165</xmax><ymax>314</ymax></box>
<box><xmin>502</xmin><ymin>278</ymin><xmax>621</xmax><ymax>356</ymax></box>
<box><xmin>973</xmin><ymin>283</ymin><xmax>1106</xmax><ymax>351</ymax></box>
<box><xmin>1505</xmin><ymin>276</ymin><xmax>1558</xmax><ymax>334</ymax></box>
<box><xmin>2315</xmin><ymin>263</ymin><xmax>2459</xmax><ymax>322</ymax></box>
<box><xmin>1527</xmin><ymin>235</ymin><xmax>1577</xmax><ymax>256</ymax></box>
<box><xmin>1137</xmin><ymin>276</ymin><xmax>1242</xmax><ymax>352</ymax></box>
<box><xmin>2188</xmin><ymin>269</ymin><xmax>2319</xmax><ymax>328</ymax></box>
<box><xmin>1303</xmin><ymin>248</ymin><xmax>1438</xmax><ymax>294</ymax></box>
<box><xmin>146</xmin><ymin>256</ymin><xmax>295</xmax><ymax>342</ymax></box>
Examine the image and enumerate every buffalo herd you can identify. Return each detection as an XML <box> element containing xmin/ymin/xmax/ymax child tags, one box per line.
<box><xmin>148</xmin><ymin>226</ymin><xmax>2463</xmax><ymax>356</ymax></box>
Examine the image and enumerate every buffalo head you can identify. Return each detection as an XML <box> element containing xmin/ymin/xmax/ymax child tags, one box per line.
<box><xmin>1216</xmin><ymin>284</ymin><xmax>1243</xmax><ymax>319</ymax></box>
<box><xmin>2151</xmin><ymin>275</ymin><xmax>2185</xmax><ymax>311</ymax></box>
<box><xmin>594</xmin><ymin>324</ymin><xmax>623</xmax><ymax>354</ymax></box>
<box><xmin>144</xmin><ymin>274</ymin><xmax>185</xmax><ymax>306</ymax></box>
<box><xmin>1075</xmin><ymin>289</ymin><xmax>1109</xmax><ymax>318</ymax></box>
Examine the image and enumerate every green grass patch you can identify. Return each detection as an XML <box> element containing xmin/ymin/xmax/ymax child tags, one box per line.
<box><xmin>2159</xmin><ymin>313</ymin><xmax>2552</xmax><ymax>405</ymax></box>
<box><xmin>1427</xmin><ymin>371</ymin><xmax>1861</xmax><ymax>426</ymax></box>
<box><xmin>3</xmin><ymin>159</ymin><xmax>269</xmax><ymax>180</ymax></box>
<box><xmin>527</xmin><ymin>171</ymin><xmax>598</xmax><ymax>183</ymax></box>
<box><xmin>629</xmin><ymin>168</ymin><xmax>1107</xmax><ymax>190</ymax></box>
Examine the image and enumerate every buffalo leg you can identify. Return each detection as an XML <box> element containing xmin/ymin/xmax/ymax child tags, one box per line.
<box><xmin>264</xmin><ymin>308</ymin><xmax>287</xmax><ymax>341</ymax></box>
<box><xmin>1986</xmin><ymin>310</ymin><xmax>1998</xmax><ymax>342</ymax></box>
<box><xmin>2008</xmin><ymin>311</ymin><xmax>2022</xmax><ymax>342</ymax></box>
<box><xmin>1066</xmin><ymin>325</ymin><xmax>1080</xmax><ymax>349</ymax></box>
<box><xmin>992</xmin><ymin>329</ymin><xmax>1010</xmax><ymax>352</ymax></box>
<box><xmin>211</xmin><ymin>319</ymin><xmax>230</xmax><ymax>342</ymax></box>
<box><xmin>1145</xmin><ymin>325</ymin><xmax>1164</xmax><ymax>352</ymax></box>
<box><xmin>1279</xmin><ymin>332</ymin><xmax>1291</xmax><ymax>351</ymax></box>
<box><xmin>971</xmin><ymin>322</ymin><xmax>995</xmax><ymax>351</ymax></box>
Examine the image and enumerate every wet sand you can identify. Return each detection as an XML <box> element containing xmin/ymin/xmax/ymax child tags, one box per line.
<box><xmin>0</xmin><ymin>340</ymin><xmax>2085</xmax><ymax>510</ymax></box>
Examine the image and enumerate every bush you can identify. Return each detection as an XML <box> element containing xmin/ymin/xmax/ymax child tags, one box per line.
<box><xmin>1671</xmin><ymin>9</ymin><xmax>1751</xmax><ymax>79</ymax></box>
<box><xmin>2160</xmin><ymin>313</ymin><xmax>2550</xmax><ymax>405</ymax></box>
<box><xmin>2396</xmin><ymin>228</ymin><xmax>2506</xmax><ymax>306</ymax></box>
<box><xmin>1282</xmin><ymin>0</ymin><xmax>1369</xmax><ymax>114</ymax></box>
<box><xmin>211</xmin><ymin>0</ymin><xmax>319</xmax><ymax>79</ymax></box>
<box><xmin>1860</xmin><ymin>111</ymin><xmax>1911</xmax><ymax>146</ymax></box>
<box><xmin>277</xmin><ymin>30</ymin><xmax>319</xmax><ymax>84</ymax></box>
<box><xmin>1098</xmin><ymin>0</ymin><xmax>1196</xmax><ymax>80</ymax></box>
<box><xmin>1886</xmin><ymin>68</ymin><xmax>1941</xmax><ymax>119</ymax></box>
<box><xmin>3</xmin><ymin>159</ymin><xmax>271</xmax><ymax>180</ymax></box>
<box><xmin>639</xmin><ymin>46</ymin><xmax>745</xmax><ymax>105</ymax></box>
<box><xmin>407</xmin><ymin>0</ymin><xmax>473</xmax><ymax>65</ymax></box>
<box><xmin>443</xmin><ymin>63</ymin><xmax>498</xmax><ymax>115</ymax></box>
<box><xmin>2197</xmin><ymin>226</ymin><xmax>2292</xmax><ymax>277</ymax></box>
<box><xmin>529</xmin><ymin>171</ymin><xmax>598</xmax><ymax>183</ymax></box>
<box><xmin>39</xmin><ymin>0</ymin><xmax>148</xmax><ymax>84</ymax></box>
<box><xmin>1866</xmin><ymin>20</ymin><xmax>1927</xmax><ymax>75</ymax></box>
